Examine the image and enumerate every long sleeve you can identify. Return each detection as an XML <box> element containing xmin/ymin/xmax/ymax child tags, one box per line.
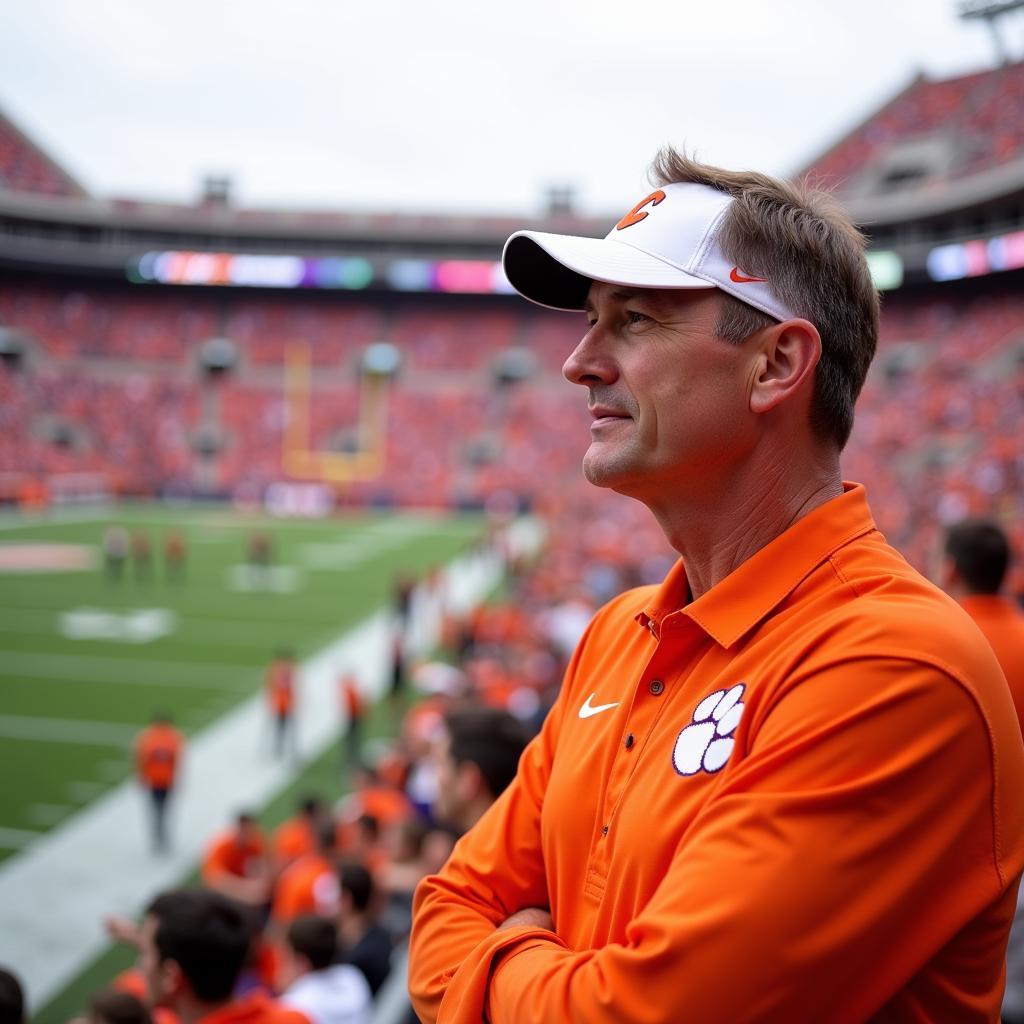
<box><xmin>430</xmin><ymin>658</ymin><xmax>1017</xmax><ymax>1024</ymax></box>
<box><xmin>408</xmin><ymin>676</ymin><xmax>566</xmax><ymax>1023</ymax></box>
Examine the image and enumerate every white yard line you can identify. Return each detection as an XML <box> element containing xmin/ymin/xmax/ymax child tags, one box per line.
<box><xmin>0</xmin><ymin>508</ymin><xmax>110</xmax><ymax>532</ymax></box>
<box><xmin>0</xmin><ymin>715</ymin><xmax>138</xmax><ymax>747</ymax></box>
<box><xmin>0</xmin><ymin>651</ymin><xmax>253</xmax><ymax>690</ymax></box>
<box><xmin>0</xmin><ymin>521</ymin><xmax>540</xmax><ymax>1013</ymax></box>
<box><xmin>0</xmin><ymin>826</ymin><xmax>43</xmax><ymax>850</ymax></box>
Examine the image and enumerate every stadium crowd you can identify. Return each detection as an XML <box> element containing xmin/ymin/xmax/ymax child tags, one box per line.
<box><xmin>808</xmin><ymin>59</ymin><xmax>1024</xmax><ymax>187</ymax></box>
<box><xmin>0</xmin><ymin>486</ymin><xmax>678</xmax><ymax>1024</ymax></box>
<box><xmin>1</xmin><ymin>280</ymin><xmax>1022</xmax><ymax>594</ymax></box>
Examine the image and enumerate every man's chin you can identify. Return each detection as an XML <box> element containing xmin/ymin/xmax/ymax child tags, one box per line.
<box><xmin>582</xmin><ymin>451</ymin><xmax>638</xmax><ymax>492</ymax></box>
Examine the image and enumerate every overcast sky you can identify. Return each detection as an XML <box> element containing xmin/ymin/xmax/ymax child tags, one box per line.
<box><xmin>1</xmin><ymin>0</ymin><xmax>1022</xmax><ymax>217</ymax></box>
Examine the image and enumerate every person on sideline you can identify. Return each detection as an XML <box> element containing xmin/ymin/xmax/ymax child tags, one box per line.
<box><xmin>408</xmin><ymin>151</ymin><xmax>1024</xmax><ymax>1023</ymax></box>
<box><xmin>135</xmin><ymin>712</ymin><xmax>184</xmax><ymax>853</ymax></box>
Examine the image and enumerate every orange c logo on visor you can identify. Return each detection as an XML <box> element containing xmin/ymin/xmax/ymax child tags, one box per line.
<box><xmin>615</xmin><ymin>189</ymin><xmax>666</xmax><ymax>230</ymax></box>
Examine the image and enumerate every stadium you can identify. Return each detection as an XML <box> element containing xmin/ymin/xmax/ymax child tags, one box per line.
<box><xmin>1</xmin><ymin>8</ymin><xmax>1023</xmax><ymax>1023</ymax></box>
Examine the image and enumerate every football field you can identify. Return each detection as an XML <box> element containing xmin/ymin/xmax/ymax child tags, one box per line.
<box><xmin>0</xmin><ymin>503</ymin><xmax>484</xmax><ymax>865</ymax></box>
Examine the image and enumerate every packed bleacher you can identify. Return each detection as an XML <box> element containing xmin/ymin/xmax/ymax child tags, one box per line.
<box><xmin>0</xmin><ymin>110</ymin><xmax>85</xmax><ymax>198</ymax></box>
<box><xmin>2</xmin><ymin>278</ymin><xmax>1022</xmax><ymax>592</ymax></box>
<box><xmin>2</xmin><ymin>274</ymin><xmax>1023</xmax><ymax>1022</ymax></box>
<box><xmin>804</xmin><ymin>59</ymin><xmax>1024</xmax><ymax>189</ymax></box>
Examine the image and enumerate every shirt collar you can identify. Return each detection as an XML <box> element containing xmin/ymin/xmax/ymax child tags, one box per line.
<box><xmin>637</xmin><ymin>482</ymin><xmax>877</xmax><ymax>649</ymax></box>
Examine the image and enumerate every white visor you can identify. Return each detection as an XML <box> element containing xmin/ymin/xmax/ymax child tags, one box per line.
<box><xmin>502</xmin><ymin>181</ymin><xmax>798</xmax><ymax>323</ymax></box>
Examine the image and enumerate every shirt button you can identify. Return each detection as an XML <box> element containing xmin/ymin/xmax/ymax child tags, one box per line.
<box><xmin>649</xmin><ymin>679</ymin><xmax>664</xmax><ymax>696</ymax></box>
<box><xmin>624</xmin><ymin>733</ymin><xmax>635</xmax><ymax>750</ymax></box>
<box><xmin>601</xmin><ymin>825</ymin><xmax>609</xmax><ymax>836</ymax></box>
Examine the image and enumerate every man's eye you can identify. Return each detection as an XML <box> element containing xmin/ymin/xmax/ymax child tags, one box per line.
<box><xmin>626</xmin><ymin>310</ymin><xmax>649</xmax><ymax>325</ymax></box>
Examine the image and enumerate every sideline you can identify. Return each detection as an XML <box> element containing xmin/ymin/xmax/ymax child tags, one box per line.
<box><xmin>0</xmin><ymin>520</ymin><xmax>541</xmax><ymax>1011</ymax></box>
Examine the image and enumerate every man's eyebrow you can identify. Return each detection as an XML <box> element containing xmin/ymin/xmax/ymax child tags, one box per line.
<box><xmin>583</xmin><ymin>288</ymin><xmax>651</xmax><ymax>314</ymax></box>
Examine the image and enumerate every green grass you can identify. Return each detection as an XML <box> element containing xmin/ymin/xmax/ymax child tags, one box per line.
<box><xmin>0</xmin><ymin>501</ymin><xmax>483</xmax><ymax>1020</ymax></box>
<box><xmin>33</xmin><ymin>690</ymin><xmax>411</xmax><ymax>1024</ymax></box>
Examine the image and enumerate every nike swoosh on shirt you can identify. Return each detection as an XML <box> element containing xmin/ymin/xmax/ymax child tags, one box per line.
<box><xmin>579</xmin><ymin>693</ymin><xmax>621</xmax><ymax>719</ymax></box>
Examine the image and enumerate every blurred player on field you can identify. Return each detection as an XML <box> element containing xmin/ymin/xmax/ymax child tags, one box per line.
<box><xmin>103</xmin><ymin>525</ymin><xmax>129</xmax><ymax>581</ymax></box>
<box><xmin>163</xmin><ymin>531</ymin><xmax>186</xmax><ymax>584</ymax></box>
<box><xmin>338</xmin><ymin>671</ymin><xmax>364</xmax><ymax>771</ymax></box>
<box><xmin>266</xmin><ymin>650</ymin><xmax>298</xmax><ymax>759</ymax></box>
<box><xmin>135</xmin><ymin>712</ymin><xmax>184</xmax><ymax>853</ymax></box>
<box><xmin>131</xmin><ymin>531</ymin><xmax>153</xmax><ymax>583</ymax></box>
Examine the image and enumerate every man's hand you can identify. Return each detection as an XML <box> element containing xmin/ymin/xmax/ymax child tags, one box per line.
<box><xmin>103</xmin><ymin>913</ymin><xmax>142</xmax><ymax>948</ymax></box>
<box><xmin>497</xmin><ymin>907</ymin><xmax>554</xmax><ymax>932</ymax></box>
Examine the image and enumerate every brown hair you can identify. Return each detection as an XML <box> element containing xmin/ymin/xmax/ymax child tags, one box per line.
<box><xmin>650</xmin><ymin>147</ymin><xmax>879</xmax><ymax>449</ymax></box>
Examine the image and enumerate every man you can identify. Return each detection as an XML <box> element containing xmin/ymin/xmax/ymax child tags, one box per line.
<box><xmin>941</xmin><ymin>519</ymin><xmax>1024</xmax><ymax>728</ymax></box>
<box><xmin>266</xmin><ymin>651</ymin><xmax>297</xmax><ymax>759</ymax></box>
<box><xmin>337</xmin><ymin>862</ymin><xmax>392</xmax><ymax>997</ymax></box>
<box><xmin>338</xmin><ymin>672</ymin><xmax>364</xmax><ymax>771</ymax></box>
<box><xmin>408</xmin><ymin>151</ymin><xmax>1024</xmax><ymax>1023</ymax></box>
<box><xmin>201</xmin><ymin>813</ymin><xmax>269</xmax><ymax>907</ymax></box>
<box><xmin>939</xmin><ymin>521</ymin><xmax>1024</xmax><ymax>1024</ymax></box>
<box><xmin>138</xmin><ymin>889</ymin><xmax>307</xmax><ymax>1024</ymax></box>
<box><xmin>277</xmin><ymin>915</ymin><xmax>371</xmax><ymax>1024</ymax></box>
<box><xmin>270</xmin><ymin>822</ymin><xmax>340</xmax><ymax>934</ymax></box>
<box><xmin>431</xmin><ymin>706</ymin><xmax>529</xmax><ymax>834</ymax></box>
<box><xmin>272</xmin><ymin>797</ymin><xmax>326</xmax><ymax>873</ymax></box>
<box><xmin>135</xmin><ymin>712</ymin><xmax>184</xmax><ymax>852</ymax></box>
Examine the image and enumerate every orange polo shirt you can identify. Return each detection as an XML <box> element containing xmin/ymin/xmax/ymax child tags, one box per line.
<box><xmin>959</xmin><ymin>594</ymin><xmax>1024</xmax><ymax>733</ymax></box>
<box><xmin>409</xmin><ymin>484</ymin><xmax>1024</xmax><ymax>1024</ymax></box>
<box><xmin>135</xmin><ymin>723</ymin><xmax>184</xmax><ymax>789</ymax></box>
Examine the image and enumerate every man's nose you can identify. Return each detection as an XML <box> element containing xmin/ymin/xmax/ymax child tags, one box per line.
<box><xmin>563</xmin><ymin>329</ymin><xmax>617</xmax><ymax>387</ymax></box>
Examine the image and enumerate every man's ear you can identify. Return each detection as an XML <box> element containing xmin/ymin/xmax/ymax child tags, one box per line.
<box><xmin>749</xmin><ymin>319</ymin><xmax>821</xmax><ymax>416</ymax></box>
<box><xmin>938</xmin><ymin>553</ymin><xmax>960</xmax><ymax>592</ymax></box>
<box><xmin>160</xmin><ymin>959</ymin><xmax>187</xmax><ymax>1002</ymax></box>
<box><xmin>455</xmin><ymin>761</ymin><xmax>484</xmax><ymax>803</ymax></box>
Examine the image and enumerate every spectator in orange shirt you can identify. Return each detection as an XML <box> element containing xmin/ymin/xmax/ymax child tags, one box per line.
<box><xmin>271</xmin><ymin>797</ymin><xmax>325</xmax><ymax>874</ymax></box>
<box><xmin>266</xmin><ymin>651</ymin><xmax>297</xmax><ymax>760</ymax></box>
<box><xmin>135</xmin><ymin>712</ymin><xmax>184</xmax><ymax>853</ymax></box>
<box><xmin>270</xmin><ymin>822</ymin><xmax>340</xmax><ymax>935</ymax></box>
<box><xmin>409</xmin><ymin>151</ymin><xmax>1024</xmax><ymax>1023</ymax></box>
<box><xmin>138</xmin><ymin>889</ymin><xmax>307</xmax><ymax>1024</ymax></box>
<box><xmin>941</xmin><ymin>518</ymin><xmax>1024</xmax><ymax>728</ymax></box>
<box><xmin>201</xmin><ymin>813</ymin><xmax>269</xmax><ymax>907</ymax></box>
<box><xmin>940</xmin><ymin>520</ymin><xmax>1024</xmax><ymax>1024</ymax></box>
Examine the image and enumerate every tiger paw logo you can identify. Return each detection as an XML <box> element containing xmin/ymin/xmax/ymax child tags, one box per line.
<box><xmin>672</xmin><ymin>684</ymin><xmax>745</xmax><ymax>776</ymax></box>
